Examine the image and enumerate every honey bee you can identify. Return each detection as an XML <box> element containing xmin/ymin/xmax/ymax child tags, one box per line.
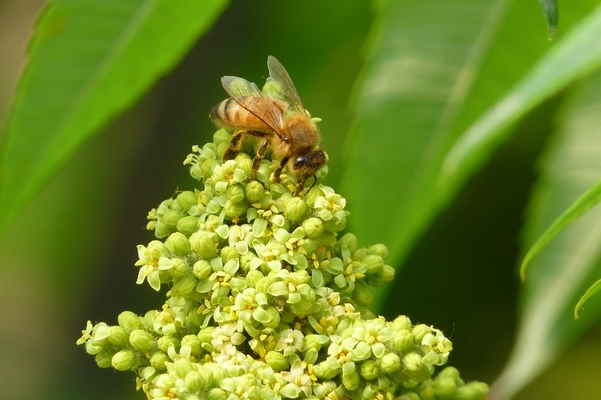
<box><xmin>209</xmin><ymin>56</ymin><xmax>326</xmax><ymax>195</ymax></box>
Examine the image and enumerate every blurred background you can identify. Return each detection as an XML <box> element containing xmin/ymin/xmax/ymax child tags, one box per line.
<box><xmin>1</xmin><ymin>0</ymin><xmax>601</xmax><ymax>399</ymax></box>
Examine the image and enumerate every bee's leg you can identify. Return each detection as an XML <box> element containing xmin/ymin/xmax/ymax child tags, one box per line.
<box><xmin>223</xmin><ymin>130</ymin><xmax>247</xmax><ymax>161</ymax></box>
<box><xmin>294</xmin><ymin>179</ymin><xmax>306</xmax><ymax>196</ymax></box>
<box><xmin>307</xmin><ymin>175</ymin><xmax>318</xmax><ymax>192</ymax></box>
<box><xmin>251</xmin><ymin>138</ymin><xmax>270</xmax><ymax>178</ymax></box>
<box><xmin>273</xmin><ymin>156</ymin><xmax>290</xmax><ymax>183</ymax></box>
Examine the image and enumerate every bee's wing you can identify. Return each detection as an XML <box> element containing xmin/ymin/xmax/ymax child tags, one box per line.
<box><xmin>266</xmin><ymin>55</ymin><xmax>305</xmax><ymax>114</ymax></box>
<box><xmin>221</xmin><ymin>75</ymin><xmax>286</xmax><ymax>137</ymax></box>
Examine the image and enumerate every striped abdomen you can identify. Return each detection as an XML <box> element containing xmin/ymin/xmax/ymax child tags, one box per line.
<box><xmin>209</xmin><ymin>96</ymin><xmax>274</xmax><ymax>133</ymax></box>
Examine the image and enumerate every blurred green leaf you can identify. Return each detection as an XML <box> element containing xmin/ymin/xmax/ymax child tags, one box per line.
<box><xmin>0</xmin><ymin>0</ymin><xmax>229</xmax><ymax>235</ymax></box>
<box><xmin>441</xmin><ymin>4</ymin><xmax>601</xmax><ymax>200</ymax></box>
<box><xmin>490</xmin><ymin>68</ymin><xmax>601</xmax><ymax>400</ymax></box>
<box><xmin>341</xmin><ymin>0</ymin><xmax>504</xmax><ymax>264</ymax></box>
<box><xmin>339</xmin><ymin>0</ymin><xmax>553</xmax><ymax>308</ymax></box>
<box><xmin>520</xmin><ymin>177</ymin><xmax>601</xmax><ymax>280</ymax></box>
<box><xmin>538</xmin><ymin>0</ymin><xmax>558</xmax><ymax>39</ymax></box>
<box><xmin>575</xmin><ymin>278</ymin><xmax>601</xmax><ymax>319</ymax></box>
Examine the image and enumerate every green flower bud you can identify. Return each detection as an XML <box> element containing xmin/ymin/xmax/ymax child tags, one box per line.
<box><xmin>214</xmin><ymin>128</ymin><xmax>231</xmax><ymax>145</ymax></box>
<box><xmin>226</xmin><ymin>184</ymin><xmax>246</xmax><ymax>203</ymax></box>
<box><xmin>197</xmin><ymin>327</ymin><xmax>215</xmax><ymax>350</ymax></box>
<box><xmin>366</xmin><ymin>243</ymin><xmax>389</xmax><ymax>258</ymax></box>
<box><xmin>337</xmin><ymin>233</ymin><xmax>358</xmax><ymax>254</ymax></box>
<box><xmin>142</xmin><ymin>310</ymin><xmax>157</xmax><ymax>330</ymax></box>
<box><xmin>404</xmin><ymin>352</ymin><xmax>433</xmax><ymax>382</ymax></box>
<box><xmin>85</xmin><ymin>341</ymin><xmax>103</xmax><ymax>355</ymax></box>
<box><xmin>236</xmin><ymin>154</ymin><xmax>253</xmax><ymax>178</ymax></box>
<box><xmin>177</xmin><ymin>216</ymin><xmax>199</xmax><ymax>236</ymax></box>
<box><xmin>359</xmin><ymin>360</ymin><xmax>379</xmax><ymax>380</ymax></box>
<box><xmin>341</xmin><ymin>362</ymin><xmax>360</xmax><ymax>390</ymax></box>
<box><xmin>108</xmin><ymin>326</ymin><xmax>129</xmax><ymax>347</ymax></box>
<box><xmin>177</xmin><ymin>191</ymin><xmax>198</xmax><ymax>211</ymax></box>
<box><xmin>314</xmin><ymin>358</ymin><xmax>342</xmax><ymax>379</ymax></box>
<box><xmin>172</xmin><ymin>272</ymin><xmax>198</xmax><ymax>297</ymax></box>
<box><xmin>285</xmin><ymin>197</ymin><xmax>307</xmax><ymax>222</ymax></box>
<box><xmin>304</xmin><ymin>348</ymin><xmax>319</xmax><ymax>365</ymax></box>
<box><xmin>166</xmin><ymin>232</ymin><xmax>191</xmax><ymax>256</ymax></box>
<box><xmin>170</xmin><ymin>199</ymin><xmax>184</xmax><ymax>212</ymax></box>
<box><xmin>156</xmin><ymin>198</ymin><xmax>172</xmax><ymax>215</ymax></box>
<box><xmin>118</xmin><ymin>311</ymin><xmax>141</xmax><ymax>331</ymax></box>
<box><xmin>379</xmin><ymin>352</ymin><xmax>401</xmax><ymax>374</ymax></box>
<box><xmin>94</xmin><ymin>349</ymin><xmax>114</xmax><ymax>368</ymax></box>
<box><xmin>418</xmin><ymin>383</ymin><xmax>437</xmax><ymax>400</ymax></box>
<box><xmin>150</xmin><ymin>350</ymin><xmax>169</xmax><ymax>370</ymax></box>
<box><xmin>185</xmin><ymin>370</ymin><xmax>206</xmax><ymax>393</ymax></box>
<box><xmin>182</xmin><ymin>334</ymin><xmax>202</xmax><ymax>356</ymax></box>
<box><xmin>313</xmin><ymin>381</ymin><xmax>337</xmax><ymax>399</ymax></box>
<box><xmin>193</xmin><ymin>260</ymin><xmax>212</xmax><ymax>280</ymax></box>
<box><xmin>392</xmin><ymin>329</ymin><xmax>414</xmax><ymax>353</ymax></box>
<box><xmin>265</xmin><ymin>350</ymin><xmax>289</xmax><ymax>372</ymax></box>
<box><xmin>129</xmin><ymin>329</ymin><xmax>155</xmax><ymax>353</ymax></box>
<box><xmin>224</xmin><ymin>199</ymin><xmax>248</xmax><ymax>218</ymax></box>
<box><xmin>245</xmin><ymin>181</ymin><xmax>264</xmax><ymax>203</ymax></box>
<box><xmin>174</xmin><ymin>357</ymin><xmax>195</xmax><ymax>378</ymax></box>
<box><xmin>302</xmin><ymin>217</ymin><xmax>324</xmax><ymax>238</ymax></box>
<box><xmin>404</xmin><ymin>352</ymin><xmax>423</xmax><ymax>371</ymax></box>
<box><xmin>189</xmin><ymin>161</ymin><xmax>205</xmax><ymax>180</ymax></box>
<box><xmin>287</xmin><ymin>290</ymin><xmax>316</xmax><ymax>316</ymax></box>
<box><xmin>262</xmin><ymin>306</ymin><xmax>280</xmax><ymax>329</ymax></box>
<box><xmin>190</xmin><ymin>232</ymin><xmax>216</xmax><ymax>259</ymax></box>
<box><xmin>245</xmin><ymin>269</ymin><xmax>264</xmax><ymax>288</ymax></box>
<box><xmin>111</xmin><ymin>349</ymin><xmax>138</xmax><ymax>371</ymax></box>
<box><xmin>352</xmin><ymin>282</ymin><xmax>373</xmax><ymax>307</ymax></box>
<box><xmin>157</xmin><ymin>335</ymin><xmax>180</xmax><ymax>353</ymax></box>
<box><xmin>365</xmin><ymin>264</ymin><xmax>395</xmax><ymax>287</ymax></box>
<box><xmin>438</xmin><ymin>366</ymin><xmax>460</xmax><ymax>380</ymax></box>
<box><xmin>164</xmin><ymin>209</ymin><xmax>184</xmax><ymax>230</ymax></box>
<box><xmin>304</xmin><ymin>334</ymin><xmax>328</xmax><ymax>354</ymax></box>
<box><xmin>154</xmin><ymin>371</ymin><xmax>177</xmax><ymax>392</ymax></box>
<box><xmin>221</xmin><ymin>246</ymin><xmax>240</xmax><ymax>264</ymax></box>
<box><xmin>303</xmin><ymin>185</ymin><xmax>323</xmax><ymax>208</ymax></box>
<box><xmin>391</xmin><ymin>315</ymin><xmax>412</xmax><ymax>331</ymax></box>
<box><xmin>201</xmin><ymin>159</ymin><xmax>219</xmax><ymax>178</ymax></box>
<box><xmin>166</xmin><ymin>257</ymin><xmax>188</xmax><ymax>278</ymax></box>
<box><xmin>433</xmin><ymin>376</ymin><xmax>456</xmax><ymax>397</ymax></box>
<box><xmin>206</xmin><ymin>388</ymin><xmax>227</xmax><ymax>400</ymax></box>
<box><xmin>397</xmin><ymin>393</ymin><xmax>421</xmax><ymax>400</ymax></box>
<box><xmin>411</xmin><ymin>324</ymin><xmax>431</xmax><ymax>343</ymax></box>
<box><xmin>154</xmin><ymin>220</ymin><xmax>169</xmax><ymax>238</ymax></box>
<box><xmin>323</xmin><ymin>212</ymin><xmax>347</xmax><ymax>232</ymax></box>
<box><xmin>91</xmin><ymin>323</ymin><xmax>111</xmax><ymax>345</ymax></box>
<box><xmin>362</xmin><ymin>254</ymin><xmax>384</xmax><ymax>274</ymax></box>
<box><xmin>263</xmin><ymin>80</ymin><xmax>284</xmax><ymax>98</ymax></box>
<box><xmin>314</xmin><ymin>231</ymin><xmax>336</xmax><ymax>246</ymax></box>
<box><xmin>455</xmin><ymin>382</ymin><xmax>489</xmax><ymax>399</ymax></box>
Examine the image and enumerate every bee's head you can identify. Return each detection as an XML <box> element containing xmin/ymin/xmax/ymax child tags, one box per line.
<box><xmin>292</xmin><ymin>149</ymin><xmax>327</xmax><ymax>179</ymax></box>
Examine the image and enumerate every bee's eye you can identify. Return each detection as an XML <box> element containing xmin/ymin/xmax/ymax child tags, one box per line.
<box><xmin>293</xmin><ymin>155</ymin><xmax>311</xmax><ymax>170</ymax></box>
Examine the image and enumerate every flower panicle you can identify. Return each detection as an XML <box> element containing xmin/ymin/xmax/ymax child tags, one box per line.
<box><xmin>78</xmin><ymin>129</ymin><xmax>488</xmax><ymax>400</ymax></box>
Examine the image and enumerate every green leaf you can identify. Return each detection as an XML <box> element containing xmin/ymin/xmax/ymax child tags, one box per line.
<box><xmin>520</xmin><ymin>177</ymin><xmax>601</xmax><ymax>280</ymax></box>
<box><xmin>441</xmin><ymin>4</ymin><xmax>601</xmax><ymax>200</ymax></box>
<box><xmin>575</xmin><ymin>278</ymin><xmax>601</xmax><ymax>318</ymax></box>
<box><xmin>0</xmin><ymin>0</ymin><xmax>229</xmax><ymax>235</ymax></box>
<box><xmin>538</xmin><ymin>0</ymin><xmax>558</xmax><ymax>39</ymax></box>
<box><xmin>339</xmin><ymin>0</ymin><xmax>553</xmax><ymax>308</ymax></box>
<box><xmin>490</xmin><ymin>67</ymin><xmax>601</xmax><ymax>400</ymax></box>
<box><xmin>341</xmin><ymin>0</ymin><xmax>504</xmax><ymax>259</ymax></box>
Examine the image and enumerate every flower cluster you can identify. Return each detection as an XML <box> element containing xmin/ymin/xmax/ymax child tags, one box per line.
<box><xmin>78</xmin><ymin>129</ymin><xmax>488</xmax><ymax>400</ymax></box>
